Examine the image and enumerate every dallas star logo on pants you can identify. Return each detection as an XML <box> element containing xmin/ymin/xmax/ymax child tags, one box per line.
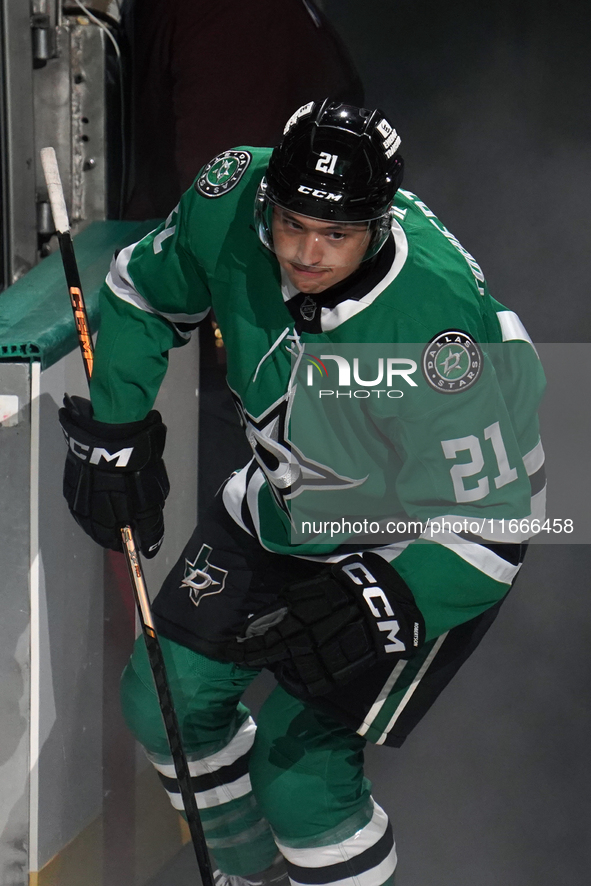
<box><xmin>180</xmin><ymin>544</ymin><xmax>228</xmax><ymax>608</ymax></box>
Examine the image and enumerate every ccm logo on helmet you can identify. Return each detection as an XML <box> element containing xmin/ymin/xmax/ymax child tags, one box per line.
<box><xmin>342</xmin><ymin>561</ymin><xmax>408</xmax><ymax>654</ymax></box>
<box><xmin>67</xmin><ymin>435</ymin><xmax>133</xmax><ymax>467</ymax></box>
<box><xmin>297</xmin><ymin>185</ymin><xmax>343</xmax><ymax>202</ymax></box>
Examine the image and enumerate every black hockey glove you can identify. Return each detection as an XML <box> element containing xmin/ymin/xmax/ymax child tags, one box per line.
<box><xmin>58</xmin><ymin>395</ymin><xmax>169</xmax><ymax>558</ymax></box>
<box><xmin>227</xmin><ymin>552</ymin><xmax>426</xmax><ymax>697</ymax></box>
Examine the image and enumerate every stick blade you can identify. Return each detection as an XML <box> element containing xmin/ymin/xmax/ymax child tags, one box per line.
<box><xmin>40</xmin><ymin>147</ymin><xmax>71</xmax><ymax>234</ymax></box>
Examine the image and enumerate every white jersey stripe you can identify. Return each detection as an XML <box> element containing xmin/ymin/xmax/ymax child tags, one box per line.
<box><xmin>356</xmin><ymin>660</ymin><xmax>408</xmax><ymax>736</ymax></box>
<box><xmin>291</xmin><ymin>540</ymin><xmax>414</xmax><ymax>566</ymax></box>
<box><xmin>497</xmin><ymin>310</ymin><xmax>539</xmax><ymax>356</ymax></box>
<box><xmin>107</xmin><ymin>243</ymin><xmax>210</xmax><ymax>327</ymax></box>
<box><xmin>365</xmin><ymin>541</ymin><xmax>414</xmax><ymax>561</ymax></box>
<box><xmin>420</xmin><ymin>533</ymin><xmax>521</xmax><ymax>583</ymax></box>
<box><xmin>275</xmin><ymin>801</ymin><xmax>389</xmax><ymax>868</ymax></box>
<box><xmin>497</xmin><ymin>310</ymin><xmax>534</xmax><ymax>344</ymax></box>
<box><xmin>376</xmin><ymin>633</ymin><xmax>448</xmax><ymax>745</ymax></box>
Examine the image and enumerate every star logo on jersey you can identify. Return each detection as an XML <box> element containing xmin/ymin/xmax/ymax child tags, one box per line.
<box><xmin>195</xmin><ymin>150</ymin><xmax>252</xmax><ymax>198</ymax></box>
<box><xmin>180</xmin><ymin>544</ymin><xmax>228</xmax><ymax>608</ymax></box>
<box><xmin>230</xmin><ymin>386</ymin><xmax>366</xmax><ymax>522</ymax></box>
<box><xmin>422</xmin><ymin>330</ymin><xmax>483</xmax><ymax>393</ymax></box>
<box><xmin>440</xmin><ymin>348</ymin><xmax>464</xmax><ymax>377</ymax></box>
<box><xmin>214</xmin><ymin>158</ymin><xmax>235</xmax><ymax>183</ymax></box>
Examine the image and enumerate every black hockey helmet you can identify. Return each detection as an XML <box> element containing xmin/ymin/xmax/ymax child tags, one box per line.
<box><xmin>255</xmin><ymin>99</ymin><xmax>404</xmax><ymax>260</ymax></box>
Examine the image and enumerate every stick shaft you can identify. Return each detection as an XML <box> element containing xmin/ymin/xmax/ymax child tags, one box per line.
<box><xmin>58</xmin><ymin>233</ymin><xmax>94</xmax><ymax>383</ymax></box>
<box><xmin>121</xmin><ymin>530</ymin><xmax>214</xmax><ymax>884</ymax></box>
<box><xmin>41</xmin><ymin>146</ymin><xmax>214</xmax><ymax>886</ymax></box>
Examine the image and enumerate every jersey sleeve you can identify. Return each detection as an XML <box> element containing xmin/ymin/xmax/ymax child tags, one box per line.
<box><xmin>90</xmin><ymin>194</ymin><xmax>212</xmax><ymax>422</ymax></box>
<box><xmin>374</xmin><ymin>340</ymin><xmax>546</xmax><ymax>642</ymax></box>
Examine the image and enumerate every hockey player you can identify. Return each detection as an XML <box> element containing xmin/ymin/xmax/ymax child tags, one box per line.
<box><xmin>58</xmin><ymin>101</ymin><xmax>546</xmax><ymax>885</ymax></box>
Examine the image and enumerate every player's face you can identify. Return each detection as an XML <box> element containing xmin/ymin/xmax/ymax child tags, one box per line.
<box><xmin>271</xmin><ymin>208</ymin><xmax>370</xmax><ymax>293</ymax></box>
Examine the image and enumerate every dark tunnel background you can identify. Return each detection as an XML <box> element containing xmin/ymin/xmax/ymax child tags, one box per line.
<box><xmin>319</xmin><ymin>2</ymin><xmax>591</xmax><ymax>884</ymax></box>
<box><xmin>322</xmin><ymin>0</ymin><xmax>591</xmax><ymax>344</ymax></box>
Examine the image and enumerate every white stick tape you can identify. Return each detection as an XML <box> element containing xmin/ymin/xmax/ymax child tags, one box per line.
<box><xmin>40</xmin><ymin>147</ymin><xmax>70</xmax><ymax>234</ymax></box>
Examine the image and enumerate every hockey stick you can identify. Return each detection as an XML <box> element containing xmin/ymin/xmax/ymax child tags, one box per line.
<box><xmin>40</xmin><ymin>147</ymin><xmax>214</xmax><ymax>886</ymax></box>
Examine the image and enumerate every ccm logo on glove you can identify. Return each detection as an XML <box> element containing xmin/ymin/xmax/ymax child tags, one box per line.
<box><xmin>342</xmin><ymin>561</ymin><xmax>412</xmax><ymax>654</ymax></box>
<box><xmin>58</xmin><ymin>395</ymin><xmax>170</xmax><ymax>558</ymax></box>
<box><xmin>66</xmin><ymin>436</ymin><xmax>134</xmax><ymax>467</ymax></box>
<box><xmin>224</xmin><ymin>550</ymin><xmax>426</xmax><ymax>698</ymax></box>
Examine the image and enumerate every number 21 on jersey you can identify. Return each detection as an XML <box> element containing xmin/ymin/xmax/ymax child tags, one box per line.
<box><xmin>441</xmin><ymin>421</ymin><xmax>518</xmax><ymax>503</ymax></box>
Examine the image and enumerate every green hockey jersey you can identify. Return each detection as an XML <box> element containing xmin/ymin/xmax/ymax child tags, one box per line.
<box><xmin>90</xmin><ymin>147</ymin><xmax>546</xmax><ymax>642</ymax></box>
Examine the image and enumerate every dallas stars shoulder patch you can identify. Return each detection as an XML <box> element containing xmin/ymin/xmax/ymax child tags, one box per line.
<box><xmin>422</xmin><ymin>330</ymin><xmax>483</xmax><ymax>393</ymax></box>
<box><xmin>195</xmin><ymin>150</ymin><xmax>252</xmax><ymax>198</ymax></box>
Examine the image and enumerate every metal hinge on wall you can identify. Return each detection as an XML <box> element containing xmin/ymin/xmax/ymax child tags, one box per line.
<box><xmin>31</xmin><ymin>14</ymin><xmax>58</xmax><ymax>65</ymax></box>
